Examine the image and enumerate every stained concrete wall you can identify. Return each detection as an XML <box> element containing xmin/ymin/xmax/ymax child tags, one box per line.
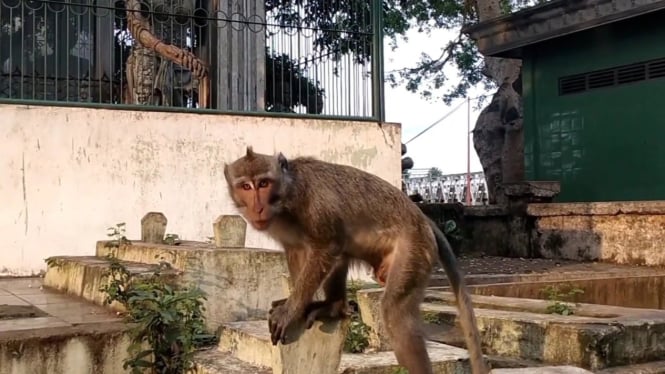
<box><xmin>0</xmin><ymin>324</ymin><xmax>131</xmax><ymax>374</ymax></box>
<box><xmin>0</xmin><ymin>104</ymin><xmax>401</xmax><ymax>276</ymax></box>
<box><xmin>529</xmin><ymin>201</ymin><xmax>665</xmax><ymax>266</ymax></box>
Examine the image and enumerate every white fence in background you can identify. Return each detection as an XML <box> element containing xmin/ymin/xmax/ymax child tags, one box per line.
<box><xmin>403</xmin><ymin>169</ymin><xmax>488</xmax><ymax>205</ymax></box>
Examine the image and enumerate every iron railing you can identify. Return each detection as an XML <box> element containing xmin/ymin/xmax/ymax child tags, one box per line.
<box><xmin>0</xmin><ymin>0</ymin><xmax>384</xmax><ymax>120</ymax></box>
<box><xmin>404</xmin><ymin>170</ymin><xmax>489</xmax><ymax>205</ymax></box>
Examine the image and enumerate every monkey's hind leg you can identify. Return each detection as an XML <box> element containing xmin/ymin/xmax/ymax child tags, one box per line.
<box><xmin>381</xmin><ymin>249</ymin><xmax>433</xmax><ymax>374</ymax></box>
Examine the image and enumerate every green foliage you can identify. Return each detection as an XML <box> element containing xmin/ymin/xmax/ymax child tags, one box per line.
<box><xmin>428</xmin><ymin>167</ymin><xmax>443</xmax><ymax>178</ymax></box>
<box><xmin>265</xmin><ymin>49</ymin><xmax>325</xmax><ymax>114</ymax></box>
<box><xmin>343</xmin><ymin>280</ymin><xmax>379</xmax><ymax>353</ymax></box>
<box><xmin>392</xmin><ymin>367</ymin><xmax>409</xmax><ymax>374</ymax></box>
<box><xmin>422</xmin><ymin>310</ymin><xmax>443</xmax><ymax>324</ymax></box>
<box><xmin>384</xmin><ymin>0</ymin><xmax>550</xmax><ymax>104</ymax></box>
<box><xmin>266</xmin><ymin>0</ymin><xmax>377</xmax><ymax>63</ymax></box>
<box><xmin>443</xmin><ymin>219</ymin><xmax>463</xmax><ymax>242</ymax></box>
<box><xmin>344</xmin><ymin>315</ymin><xmax>371</xmax><ymax>353</ymax></box>
<box><xmin>100</xmin><ymin>252</ymin><xmax>217</xmax><ymax>373</ymax></box>
<box><xmin>346</xmin><ymin>280</ymin><xmax>381</xmax><ymax>303</ymax></box>
<box><xmin>105</xmin><ymin>222</ymin><xmax>131</xmax><ymax>248</ymax></box>
<box><xmin>163</xmin><ymin>234</ymin><xmax>181</xmax><ymax>246</ymax></box>
<box><xmin>541</xmin><ymin>284</ymin><xmax>584</xmax><ymax>316</ymax></box>
<box><xmin>44</xmin><ymin>257</ymin><xmax>64</xmax><ymax>269</ymax></box>
<box><xmin>265</xmin><ymin>0</ymin><xmax>477</xmax><ymax>104</ymax></box>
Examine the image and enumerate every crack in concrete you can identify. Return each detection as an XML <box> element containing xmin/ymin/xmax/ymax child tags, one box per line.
<box><xmin>21</xmin><ymin>152</ymin><xmax>28</xmax><ymax>236</ymax></box>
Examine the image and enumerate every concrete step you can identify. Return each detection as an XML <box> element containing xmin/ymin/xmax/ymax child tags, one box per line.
<box><xmin>190</xmin><ymin>348</ymin><xmax>271</xmax><ymax>374</ymax></box>
<box><xmin>596</xmin><ymin>361</ymin><xmax>665</xmax><ymax>374</ymax></box>
<box><xmin>0</xmin><ymin>277</ymin><xmax>131</xmax><ymax>374</ymax></box>
<box><xmin>43</xmin><ymin>255</ymin><xmax>178</xmax><ymax>311</ymax></box>
<box><xmin>490</xmin><ymin>367</ymin><xmax>593</xmax><ymax>373</ymax></box>
<box><xmin>95</xmin><ymin>240</ymin><xmax>290</xmax><ymax>327</ymax></box>
<box><xmin>357</xmin><ymin>287</ymin><xmax>665</xmax><ymax>371</ymax></box>
<box><xmin>218</xmin><ymin>320</ymin><xmax>473</xmax><ymax>374</ymax></box>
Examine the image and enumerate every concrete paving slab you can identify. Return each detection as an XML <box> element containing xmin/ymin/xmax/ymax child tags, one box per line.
<box><xmin>491</xmin><ymin>366</ymin><xmax>593</xmax><ymax>373</ymax></box>
<box><xmin>0</xmin><ymin>277</ymin><xmax>130</xmax><ymax>374</ymax></box>
<box><xmin>191</xmin><ymin>347</ymin><xmax>271</xmax><ymax>374</ymax></box>
<box><xmin>597</xmin><ymin>361</ymin><xmax>665</xmax><ymax>374</ymax></box>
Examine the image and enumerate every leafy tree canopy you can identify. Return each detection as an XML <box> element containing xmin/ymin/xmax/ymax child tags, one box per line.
<box><xmin>267</xmin><ymin>0</ymin><xmax>549</xmax><ymax>105</ymax></box>
<box><xmin>428</xmin><ymin>167</ymin><xmax>443</xmax><ymax>178</ymax></box>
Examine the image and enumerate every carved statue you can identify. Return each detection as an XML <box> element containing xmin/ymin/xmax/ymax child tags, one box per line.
<box><xmin>124</xmin><ymin>0</ymin><xmax>209</xmax><ymax>107</ymax></box>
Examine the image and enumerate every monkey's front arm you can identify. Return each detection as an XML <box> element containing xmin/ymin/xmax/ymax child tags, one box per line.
<box><xmin>268</xmin><ymin>248</ymin><xmax>334</xmax><ymax>345</ymax></box>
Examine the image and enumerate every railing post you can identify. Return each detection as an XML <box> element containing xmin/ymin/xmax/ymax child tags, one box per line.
<box><xmin>371</xmin><ymin>0</ymin><xmax>386</xmax><ymax>122</ymax></box>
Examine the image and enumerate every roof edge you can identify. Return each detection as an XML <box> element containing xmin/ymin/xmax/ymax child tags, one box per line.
<box><xmin>464</xmin><ymin>0</ymin><xmax>665</xmax><ymax>58</ymax></box>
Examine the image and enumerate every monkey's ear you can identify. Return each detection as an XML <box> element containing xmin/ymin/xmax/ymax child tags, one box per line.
<box><xmin>277</xmin><ymin>152</ymin><xmax>288</xmax><ymax>172</ymax></box>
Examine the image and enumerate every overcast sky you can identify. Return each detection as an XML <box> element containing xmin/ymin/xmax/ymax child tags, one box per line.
<box><xmin>383</xmin><ymin>28</ymin><xmax>488</xmax><ymax>175</ymax></box>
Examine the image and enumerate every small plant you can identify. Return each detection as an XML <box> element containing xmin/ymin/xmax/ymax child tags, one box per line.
<box><xmin>346</xmin><ymin>280</ymin><xmax>380</xmax><ymax>303</ymax></box>
<box><xmin>392</xmin><ymin>367</ymin><xmax>408</xmax><ymax>374</ymax></box>
<box><xmin>443</xmin><ymin>219</ymin><xmax>463</xmax><ymax>242</ymax></box>
<box><xmin>342</xmin><ymin>280</ymin><xmax>377</xmax><ymax>354</ymax></box>
<box><xmin>422</xmin><ymin>310</ymin><xmax>443</xmax><ymax>325</ymax></box>
<box><xmin>542</xmin><ymin>284</ymin><xmax>584</xmax><ymax>316</ymax></box>
<box><xmin>44</xmin><ymin>257</ymin><xmax>64</xmax><ymax>269</ymax></box>
<box><xmin>163</xmin><ymin>233</ymin><xmax>181</xmax><ymax>246</ymax></box>
<box><xmin>344</xmin><ymin>315</ymin><xmax>370</xmax><ymax>353</ymax></box>
<box><xmin>105</xmin><ymin>222</ymin><xmax>131</xmax><ymax>248</ymax></box>
<box><xmin>100</xmin><ymin>253</ymin><xmax>216</xmax><ymax>373</ymax></box>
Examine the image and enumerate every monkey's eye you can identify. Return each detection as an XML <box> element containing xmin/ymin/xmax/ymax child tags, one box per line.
<box><xmin>241</xmin><ymin>183</ymin><xmax>252</xmax><ymax>190</ymax></box>
<box><xmin>258</xmin><ymin>179</ymin><xmax>271</xmax><ymax>188</ymax></box>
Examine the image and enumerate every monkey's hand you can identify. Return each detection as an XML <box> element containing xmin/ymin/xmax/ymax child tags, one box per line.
<box><xmin>268</xmin><ymin>302</ymin><xmax>299</xmax><ymax>345</ymax></box>
<box><xmin>270</xmin><ymin>298</ymin><xmax>287</xmax><ymax>309</ymax></box>
<box><xmin>304</xmin><ymin>299</ymin><xmax>351</xmax><ymax>329</ymax></box>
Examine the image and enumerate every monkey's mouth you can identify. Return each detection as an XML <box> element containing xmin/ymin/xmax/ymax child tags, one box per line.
<box><xmin>253</xmin><ymin>219</ymin><xmax>270</xmax><ymax>230</ymax></box>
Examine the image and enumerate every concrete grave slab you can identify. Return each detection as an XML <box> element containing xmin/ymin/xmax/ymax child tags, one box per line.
<box><xmin>357</xmin><ymin>287</ymin><xmax>665</xmax><ymax>370</ymax></box>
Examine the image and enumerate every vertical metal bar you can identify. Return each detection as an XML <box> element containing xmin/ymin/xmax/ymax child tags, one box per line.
<box><xmin>371</xmin><ymin>0</ymin><xmax>384</xmax><ymax>122</ymax></box>
<box><xmin>466</xmin><ymin>96</ymin><xmax>472</xmax><ymax>205</ymax></box>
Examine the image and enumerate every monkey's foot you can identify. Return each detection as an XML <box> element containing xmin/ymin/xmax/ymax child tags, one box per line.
<box><xmin>270</xmin><ymin>298</ymin><xmax>288</xmax><ymax>309</ymax></box>
<box><xmin>304</xmin><ymin>300</ymin><xmax>350</xmax><ymax>329</ymax></box>
<box><xmin>268</xmin><ymin>302</ymin><xmax>299</xmax><ymax>345</ymax></box>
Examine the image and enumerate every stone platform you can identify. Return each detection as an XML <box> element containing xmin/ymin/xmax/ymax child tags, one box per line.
<box><xmin>0</xmin><ymin>277</ymin><xmax>130</xmax><ymax>374</ymax></box>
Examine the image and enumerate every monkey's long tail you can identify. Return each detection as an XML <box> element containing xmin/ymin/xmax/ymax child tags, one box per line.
<box><xmin>427</xmin><ymin>218</ymin><xmax>490</xmax><ymax>374</ymax></box>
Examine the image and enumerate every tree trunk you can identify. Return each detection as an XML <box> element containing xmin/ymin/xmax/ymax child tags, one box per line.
<box><xmin>471</xmin><ymin>0</ymin><xmax>524</xmax><ymax>204</ymax></box>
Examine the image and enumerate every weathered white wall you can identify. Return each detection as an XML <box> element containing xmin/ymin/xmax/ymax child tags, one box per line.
<box><xmin>0</xmin><ymin>104</ymin><xmax>401</xmax><ymax>276</ymax></box>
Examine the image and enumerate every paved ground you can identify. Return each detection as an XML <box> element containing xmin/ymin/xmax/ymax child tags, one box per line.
<box><xmin>0</xmin><ymin>277</ymin><xmax>121</xmax><ymax>336</ymax></box>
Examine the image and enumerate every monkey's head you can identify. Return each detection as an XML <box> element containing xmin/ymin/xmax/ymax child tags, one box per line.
<box><xmin>223</xmin><ymin>146</ymin><xmax>290</xmax><ymax>231</ymax></box>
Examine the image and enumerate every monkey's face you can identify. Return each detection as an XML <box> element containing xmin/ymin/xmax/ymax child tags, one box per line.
<box><xmin>224</xmin><ymin>147</ymin><xmax>288</xmax><ymax>231</ymax></box>
<box><xmin>228</xmin><ymin>176</ymin><xmax>279</xmax><ymax>230</ymax></box>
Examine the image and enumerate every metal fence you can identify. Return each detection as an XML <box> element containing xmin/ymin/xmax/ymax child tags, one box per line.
<box><xmin>0</xmin><ymin>0</ymin><xmax>384</xmax><ymax>120</ymax></box>
<box><xmin>404</xmin><ymin>169</ymin><xmax>489</xmax><ymax>205</ymax></box>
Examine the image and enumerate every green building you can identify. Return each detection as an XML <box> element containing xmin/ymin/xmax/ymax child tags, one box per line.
<box><xmin>466</xmin><ymin>0</ymin><xmax>665</xmax><ymax>202</ymax></box>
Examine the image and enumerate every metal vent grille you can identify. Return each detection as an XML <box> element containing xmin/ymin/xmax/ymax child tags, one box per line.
<box><xmin>648</xmin><ymin>59</ymin><xmax>665</xmax><ymax>79</ymax></box>
<box><xmin>617</xmin><ymin>64</ymin><xmax>646</xmax><ymax>84</ymax></box>
<box><xmin>587</xmin><ymin>70</ymin><xmax>615</xmax><ymax>89</ymax></box>
<box><xmin>559</xmin><ymin>74</ymin><xmax>586</xmax><ymax>94</ymax></box>
<box><xmin>559</xmin><ymin>57</ymin><xmax>665</xmax><ymax>95</ymax></box>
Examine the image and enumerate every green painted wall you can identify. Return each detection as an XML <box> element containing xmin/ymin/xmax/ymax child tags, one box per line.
<box><xmin>523</xmin><ymin>11</ymin><xmax>665</xmax><ymax>202</ymax></box>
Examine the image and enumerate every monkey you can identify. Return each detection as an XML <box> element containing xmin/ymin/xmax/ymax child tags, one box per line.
<box><xmin>223</xmin><ymin>146</ymin><xmax>489</xmax><ymax>374</ymax></box>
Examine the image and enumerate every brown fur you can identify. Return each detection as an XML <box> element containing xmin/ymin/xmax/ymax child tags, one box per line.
<box><xmin>224</xmin><ymin>146</ymin><xmax>489</xmax><ymax>374</ymax></box>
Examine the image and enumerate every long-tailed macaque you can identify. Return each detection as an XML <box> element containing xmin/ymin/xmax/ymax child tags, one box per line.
<box><xmin>223</xmin><ymin>146</ymin><xmax>488</xmax><ymax>374</ymax></box>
